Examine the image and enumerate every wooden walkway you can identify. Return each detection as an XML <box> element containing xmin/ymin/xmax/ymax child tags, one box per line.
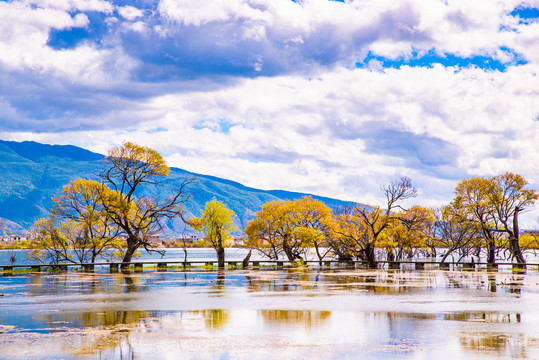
<box><xmin>0</xmin><ymin>259</ymin><xmax>537</xmax><ymax>273</ymax></box>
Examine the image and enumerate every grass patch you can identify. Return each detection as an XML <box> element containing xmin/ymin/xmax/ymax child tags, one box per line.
<box><xmin>1</xmin><ymin>268</ymin><xmax>34</xmax><ymax>274</ymax></box>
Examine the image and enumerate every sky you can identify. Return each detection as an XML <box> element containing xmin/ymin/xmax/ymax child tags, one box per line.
<box><xmin>0</xmin><ymin>0</ymin><xmax>538</xmax><ymax>226</ymax></box>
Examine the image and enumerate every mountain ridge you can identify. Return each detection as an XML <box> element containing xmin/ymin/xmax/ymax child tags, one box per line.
<box><xmin>0</xmin><ymin>140</ymin><xmax>355</xmax><ymax>235</ymax></box>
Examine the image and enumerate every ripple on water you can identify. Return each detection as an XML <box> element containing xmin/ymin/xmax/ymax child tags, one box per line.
<box><xmin>1</xmin><ymin>269</ymin><xmax>539</xmax><ymax>359</ymax></box>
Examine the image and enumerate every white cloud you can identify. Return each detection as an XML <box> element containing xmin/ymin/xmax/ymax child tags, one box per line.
<box><xmin>0</xmin><ymin>1</ymin><xmax>136</xmax><ymax>85</ymax></box>
<box><xmin>25</xmin><ymin>0</ymin><xmax>114</xmax><ymax>13</ymax></box>
<box><xmin>118</xmin><ymin>5</ymin><xmax>143</xmax><ymax>21</ymax></box>
<box><xmin>157</xmin><ymin>0</ymin><xmax>270</xmax><ymax>27</ymax></box>
<box><xmin>1</xmin><ymin>0</ymin><xmax>539</xmax><ymax>226</ymax></box>
<box><xmin>14</xmin><ymin>63</ymin><xmax>532</xmax><ymax>213</ymax></box>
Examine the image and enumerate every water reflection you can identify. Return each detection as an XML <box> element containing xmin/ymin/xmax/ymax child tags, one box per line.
<box><xmin>444</xmin><ymin>312</ymin><xmax>520</xmax><ymax>323</ymax></box>
<box><xmin>458</xmin><ymin>332</ymin><xmax>531</xmax><ymax>359</ymax></box>
<box><xmin>209</xmin><ymin>268</ymin><xmax>226</xmax><ymax>296</ymax></box>
<box><xmin>2</xmin><ymin>269</ymin><xmax>539</xmax><ymax>359</ymax></box>
<box><xmin>191</xmin><ymin>309</ymin><xmax>230</xmax><ymax>329</ymax></box>
<box><xmin>244</xmin><ymin>270</ymin><xmax>317</xmax><ymax>292</ymax></box>
<box><xmin>34</xmin><ymin>310</ymin><xmax>152</xmax><ymax>330</ymax></box>
<box><xmin>325</xmin><ymin>270</ymin><xmax>435</xmax><ymax>294</ymax></box>
<box><xmin>123</xmin><ymin>275</ymin><xmax>139</xmax><ymax>293</ymax></box>
<box><xmin>260</xmin><ymin>310</ymin><xmax>331</xmax><ymax>328</ymax></box>
<box><xmin>460</xmin><ymin>334</ymin><xmax>509</xmax><ymax>351</ymax></box>
<box><xmin>5</xmin><ymin>269</ymin><xmax>536</xmax><ymax>299</ymax></box>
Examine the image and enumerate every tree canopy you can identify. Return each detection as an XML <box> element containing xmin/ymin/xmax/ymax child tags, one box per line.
<box><xmin>188</xmin><ymin>199</ymin><xmax>236</xmax><ymax>267</ymax></box>
<box><xmin>245</xmin><ymin>196</ymin><xmax>333</xmax><ymax>262</ymax></box>
<box><xmin>450</xmin><ymin>172</ymin><xmax>537</xmax><ymax>265</ymax></box>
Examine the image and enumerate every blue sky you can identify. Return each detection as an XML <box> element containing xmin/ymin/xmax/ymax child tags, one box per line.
<box><xmin>0</xmin><ymin>0</ymin><xmax>538</xmax><ymax>225</ymax></box>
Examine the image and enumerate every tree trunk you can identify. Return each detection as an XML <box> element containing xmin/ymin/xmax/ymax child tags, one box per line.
<box><xmin>365</xmin><ymin>243</ymin><xmax>377</xmax><ymax>269</ymax></box>
<box><xmin>487</xmin><ymin>238</ymin><xmax>496</xmax><ymax>266</ymax></box>
<box><xmin>440</xmin><ymin>247</ymin><xmax>455</xmax><ymax>264</ymax></box>
<box><xmin>440</xmin><ymin>253</ymin><xmax>448</xmax><ymax>264</ymax></box>
<box><xmin>271</xmin><ymin>244</ymin><xmax>279</xmax><ymax>260</ymax></box>
<box><xmin>282</xmin><ymin>236</ymin><xmax>295</xmax><ymax>261</ymax></box>
<box><xmin>510</xmin><ymin>209</ymin><xmax>526</xmax><ymax>265</ymax></box>
<box><xmin>121</xmin><ymin>237</ymin><xmax>138</xmax><ymax>269</ymax></box>
<box><xmin>216</xmin><ymin>230</ymin><xmax>225</xmax><ymax>268</ymax></box>
<box><xmin>510</xmin><ymin>239</ymin><xmax>525</xmax><ymax>264</ymax></box>
<box><xmin>217</xmin><ymin>246</ymin><xmax>225</xmax><ymax>268</ymax></box>
<box><xmin>242</xmin><ymin>250</ymin><xmax>252</xmax><ymax>269</ymax></box>
<box><xmin>314</xmin><ymin>243</ymin><xmax>324</xmax><ymax>266</ymax></box>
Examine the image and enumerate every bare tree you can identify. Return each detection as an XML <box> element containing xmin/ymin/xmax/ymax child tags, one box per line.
<box><xmin>332</xmin><ymin>177</ymin><xmax>417</xmax><ymax>268</ymax></box>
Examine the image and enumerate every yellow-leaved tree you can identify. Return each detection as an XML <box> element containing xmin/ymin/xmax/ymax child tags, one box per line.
<box><xmin>245</xmin><ymin>196</ymin><xmax>333</xmax><ymax>263</ymax></box>
<box><xmin>384</xmin><ymin>205</ymin><xmax>435</xmax><ymax>262</ymax></box>
<box><xmin>30</xmin><ymin>142</ymin><xmax>193</xmax><ymax>267</ymax></box>
<box><xmin>188</xmin><ymin>199</ymin><xmax>236</xmax><ymax>268</ymax></box>
<box><xmin>100</xmin><ymin>142</ymin><xmax>193</xmax><ymax>268</ymax></box>
<box><xmin>331</xmin><ymin>177</ymin><xmax>417</xmax><ymax>268</ymax></box>
<box><xmin>28</xmin><ymin>179</ymin><xmax>122</xmax><ymax>264</ymax></box>
<box><xmin>451</xmin><ymin>172</ymin><xmax>537</xmax><ymax>266</ymax></box>
<box><xmin>433</xmin><ymin>204</ymin><xmax>479</xmax><ymax>264</ymax></box>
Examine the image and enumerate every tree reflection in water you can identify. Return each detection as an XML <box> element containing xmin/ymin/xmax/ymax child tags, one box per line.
<box><xmin>191</xmin><ymin>309</ymin><xmax>230</xmax><ymax>330</ymax></box>
<box><xmin>459</xmin><ymin>333</ymin><xmax>529</xmax><ymax>359</ymax></box>
<box><xmin>444</xmin><ymin>312</ymin><xmax>521</xmax><ymax>323</ymax></box>
<box><xmin>260</xmin><ymin>310</ymin><xmax>331</xmax><ymax>328</ymax></box>
<box><xmin>8</xmin><ymin>310</ymin><xmax>154</xmax><ymax>359</ymax></box>
<box><xmin>123</xmin><ymin>275</ymin><xmax>138</xmax><ymax>293</ymax></box>
<box><xmin>244</xmin><ymin>269</ymin><xmax>315</xmax><ymax>292</ymax></box>
<box><xmin>2</xmin><ymin>269</ymin><xmax>539</xmax><ymax>359</ymax></box>
<box><xmin>34</xmin><ymin>309</ymin><xmax>152</xmax><ymax>330</ymax></box>
<box><xmin>240</xmin><ymin>269</ymin><xmax>533</xmax><ymax>296</ymax></box>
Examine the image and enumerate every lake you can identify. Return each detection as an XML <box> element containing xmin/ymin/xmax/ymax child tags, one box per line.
<box><xmin>0</xmin><ymin>248</ymin><xmax>265</xmax><ymax>264</ymax></box>
<box><xmin>1</xmin><ymin>258</ymin><xmax>539</xmax><ymax>359</ymax></box>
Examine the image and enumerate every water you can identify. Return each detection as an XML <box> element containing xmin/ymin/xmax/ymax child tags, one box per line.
<box><xmin>4</xmin><ymin>247</ymin><xmax>539</xmax><ymax>266</ymax></box>
<box><xmin>1</xmin><ymin>267</ymin><xmax>539</xmax><ymax>359</ymax></box>
<box><xmin>0</xmin><ymin>248</ymin><xmax>265</xmax><ymax>265</ymax></box>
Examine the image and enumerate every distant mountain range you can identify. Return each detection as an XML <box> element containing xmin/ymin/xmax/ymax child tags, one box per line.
<box><xmin>0</xmin><ymin>140</ymin><xmax>354</xmax><ymax>235</ymax></box>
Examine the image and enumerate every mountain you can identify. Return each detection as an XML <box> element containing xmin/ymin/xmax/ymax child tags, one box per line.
<box><xmin>0</xmin><ymin>140</ymin><xmax>354</xmax><ymax>235</ymax></box>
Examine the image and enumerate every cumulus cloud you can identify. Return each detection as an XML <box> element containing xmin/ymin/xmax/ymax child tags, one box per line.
<box><xmin>118</xmin><ymin>5</ymin><xmax>144</xmax><ymax>21</ymax></box>
<box><xmin>0</xmin><ymin>0</ymin><xmax>538</xmax><ymax>225</ymax></box>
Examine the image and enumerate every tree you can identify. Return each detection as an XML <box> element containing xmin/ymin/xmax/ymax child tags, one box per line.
<box><xmin>245</xmin><ymin>200</ymin><xmax>290</xmax><ymax>260</ymax></box>
<box><xmin>29</xmin><ymin>142</ymin><xmax>192</xmax><ymax>269</ymax></box>
<box><xmin>451</xmin><ymin>173</ymin><xmax>537</xmax><ymax>266</ymax></box>
<box><xmin>330</xmin><ymin>205</ymin><xmax>371</xmax><ymax>263</ymax></box>
<box><xmin>188</xmin><ymin>199</ymin><xmax>236</xmax><ymax>268</ymax></box>
<box><xmin>245</xmin><ymin>196</ymin><xmax>333</xmax><ymax>263</ymax></box>
<box><xmin>488</xmin><ymin>172</ymin><xmax>538</xmax><ymax>265</ymax></box>
<box><xmin>386</xmin><ymin>206</ymin><xmax>435</xmax><ymax>261</ymax></box>
<box><xmin>99</xmin><ymin>142</ymin><xmax>193</xmax><ymax>268</ymax></box>
<box><xmin>332</xmin><ymin>177</ymin><xmax>416</xmax><ymax>268</ymax></box>
<box><xmin>0</xmin><ymin>218</ymin><xmax>17</xmax><ymax>263</ymax></box>
<box><xmin>288</xmin><ymin>196</ymin><xmax>333</xmax><ymax>263</ymax></box>
<box><xmin>433</xmin><ymin>205</ymin><xmax>479</xmax><ymax>264</ymax></box>
<box><xmin>28</xmin><ymin>217</ymin><xmax>67</xmax><ymax>265</ymax></box>
<box><xmin>51</xmin><ymin>179</ymin><xmax>121</xmax><ymax>263</ymax></box>
<box><xmin>28</xmin><ymin>179</ymin><xmax>124</xmax><ymax>265</ymax></box>
<box><xmin>452</xmin><ymin>177</ymin><xmax>499</xmax><ymax>266</ymax></box>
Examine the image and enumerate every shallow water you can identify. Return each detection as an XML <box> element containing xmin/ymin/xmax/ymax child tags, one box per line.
<box><xmin>0</xmin><ymin>248</ymin><xmax>264</xmax><ymax>264</ymax></box>
<box><xmin>2</xmin><ymin>268</ymin><xmax>539</xmax><ymax>359</ymax></box>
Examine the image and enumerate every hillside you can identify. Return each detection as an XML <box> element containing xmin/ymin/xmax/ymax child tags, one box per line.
<box><xmin>0</xmin><ymin>140</ymin><xmax>354</xmax><ymax>235</ymax></box>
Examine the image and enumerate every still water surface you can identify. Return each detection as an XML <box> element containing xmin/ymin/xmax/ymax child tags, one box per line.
<box><xmin>1</xmin><ymin>250</ymin><xmax>539</xmax><ymax>359</ymax></box>
<box><xmin>0</xmin><ymin>248</ymin><xmax>265</xmax><ymax>264</ymax></box>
